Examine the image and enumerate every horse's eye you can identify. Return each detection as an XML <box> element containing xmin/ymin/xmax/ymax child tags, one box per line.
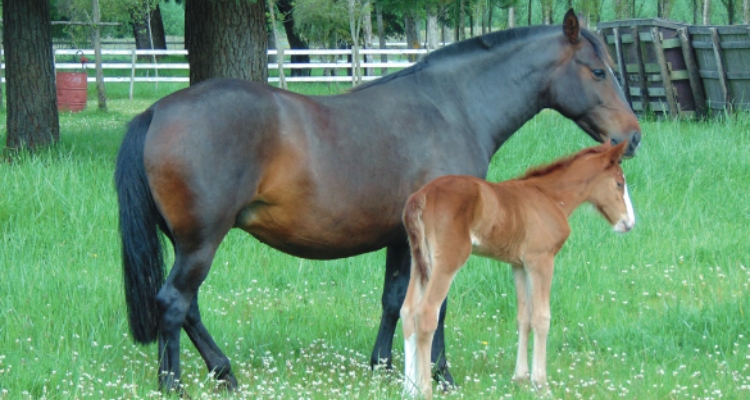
<box><xmin>592</xmin><ymin>69</ymin><xmax>606</xmax><ymax>80</ymax></box>
<box><xmin>616</xmin><ymin>181</ymin><xmax>624</xmax><ymax>189</ymax></box>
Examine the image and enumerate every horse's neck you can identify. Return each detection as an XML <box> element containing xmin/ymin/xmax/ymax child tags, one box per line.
<box><xmin>422</xmin><ymin>33</ymin><xmax>560</xmax><ymax>159</ymax></box>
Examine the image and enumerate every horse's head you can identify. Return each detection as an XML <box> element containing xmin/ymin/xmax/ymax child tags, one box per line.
<box><xmin>546</xmin><ymin>9</ymin><xmax>641</xmax><ymax>158</ymax></box>
<box><xmin>585</xmin><ymin>141</ymin><xmax>635</xmax><ymax>233</ymax></box>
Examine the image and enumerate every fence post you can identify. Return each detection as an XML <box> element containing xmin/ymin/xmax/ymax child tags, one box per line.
<box><xmin>612</xmin><ymin>27</ymin><xmax>632</xmax><ymax>105</ymax></box>
<box><xmin>710</xmin><ymin>27</ymin><xmax>731</xmax><ymax>111</ymax></box>
<box><xmin>129</xmin><ymin>49</ymin><xmax>136</xmax><ymax>100</ymax></box>
<box><xmin>278</xmin><ymin>48</ymin><xmax>287</xmax><ymax>89</ymax></box>
<box><xmin>651</xmin><ymin>27</ymin><xmax>679</xmax><ymax>117</ymax></box>
<box><xmin>631</xmin><ymin>26</ymin><xmax>651</xmax><ymax>114</ymax></box>
<box><xmin>678</xmin><ymin>28</ymin><xmax>706</xmax><ymax>118</ymax></box>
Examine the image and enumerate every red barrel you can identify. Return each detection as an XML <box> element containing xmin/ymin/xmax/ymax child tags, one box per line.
<box><xmin>56</xmin><ymin>72</ymin><xmax>88</xmax><ymax>112</ymax></box>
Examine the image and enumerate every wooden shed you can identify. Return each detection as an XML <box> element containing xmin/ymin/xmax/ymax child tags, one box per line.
<box><xmin>598</xmin><ymin>19</ymin><xmax>706</xmax><ymax>118</ymax></box>
<box><xmin>688</xmin><ymin>25</ymin><xmax>750</xmax><ymax>112</ymax></box>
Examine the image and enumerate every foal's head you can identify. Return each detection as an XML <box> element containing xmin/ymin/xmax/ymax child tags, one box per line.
<box><xmin>582</xmin><ymin>141</ymin><xmax>636</xmax><ymax>233</ymax></box>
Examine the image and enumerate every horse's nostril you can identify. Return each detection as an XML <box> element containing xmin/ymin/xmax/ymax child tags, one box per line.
<box><xmin>631</xmin><ymin>131</ymin><xmax>641</xmax><ymax>147</ymax></box>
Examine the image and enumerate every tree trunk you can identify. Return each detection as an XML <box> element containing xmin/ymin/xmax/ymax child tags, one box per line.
<box><xmin>132</xmin><ymin>4</ymin><xmax>167</xmax><ymax>50</ymax></box>
<box><xmin>542</xmin><ymin>0</ymin><xmax>553</xmax><ymax>24</ymax></box>
<box><xmin>376</xmin><ymin>3</ymin><xmax>387</xmax><ymax>75</ymax></box>
<box><xmin>745</xmin><ymin>0</ymin><xmax>749</xmax><ymax>23</ymax></box>
<box><xmin>426</xmin><ymin>6</ymin><xmax>439</xmax><ymax>50</ymax></box>
<box><xmin>527</xmin><ymin>0</ymin><xmax>532</xmax><ymax>25</ymax></box>
<box><xmin>363</xmin><ymin>3</ymin><xmax>373</xmax><ymax>76</ymax></box>
<box><xmin>93</xmin><ymin>0</ymin><xmax>107</xmax><ymax>111</ymax></box>
<box><xmin>508</xmin><ymin>7</ymin><xmax>515</xmax><ymax>28</ymax></box>
<box><xmin>277</xmin><ymin>0</ymin><xmax>311</xmax><ymax>77</ymax></box>
<box><xmin>348</xmin><ymin>0</ymin><xmax>361</xmax><ymax>85</ymax></box>
<box><xmin>404</xmin><ymin>9</ymin><xmax>419</xmax><ymax>61</ymax></box>
<box><xmin>487</xmin><ymin>3</ymin><xmax>493</xmax><ymax>32</ymax></box>
<box><xmin>459</xmin><ymin>0</ymin><xmax>465</xmax><ymax>40</ymax></box>
<box><xmin>704</xmin><ymin>0</ymin><xmax>712</xmax><ymax>24</ymax></box>
<box><xmin>0</xmin><ymin>40</ymin><xmax>4</xmax><ymax>111</ymax></box>
<box><xmin>150</xmin><ymin>5</ymin><xmax>167</xmax><ymax>49</ymax></box>
<box><xmin>3</xmin><ymin>0</ymin><xmax>60</xmax><ymax>151</ymax></box>
<box><xmin>185</xmin><ymin>0</ymin><xmax>268</xmax><ymax>85</ymax></box>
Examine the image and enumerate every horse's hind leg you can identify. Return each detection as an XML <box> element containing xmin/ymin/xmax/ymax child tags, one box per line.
<box><xmin>157</xmin><ymin>236</ymin><xmax>227</xmax><ymax>392</ymax></box>
<box><xmin>371</xmin><ymin>244</ymin><xmax>454</xmax><ymax>385</ymax></box>
<box><xmin>184</xmin><ymin>294</ymin><xmax>238</xmax><ymax>388</ymax></box>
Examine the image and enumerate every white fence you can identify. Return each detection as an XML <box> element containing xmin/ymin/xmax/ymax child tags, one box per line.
<box><xmin>0</xmin><ymin>48</ymin><xmax>431</xmax><ymax>86</ymax></box>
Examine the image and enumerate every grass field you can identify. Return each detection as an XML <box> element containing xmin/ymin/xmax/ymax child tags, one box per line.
<box><xmin>1</xmin><ymin>84</ymin><xmax>749</xmax><ymax>399</ymax></box>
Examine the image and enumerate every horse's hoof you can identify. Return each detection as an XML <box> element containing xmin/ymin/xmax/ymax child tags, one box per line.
<box><xmin>433</xmin><ymin>367</ymin><xmax>455</xmax><ymax>388</ymax></box>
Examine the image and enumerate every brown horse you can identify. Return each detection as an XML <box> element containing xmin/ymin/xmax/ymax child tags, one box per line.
<box><xmin>400</xmin><ymin>141</ymin><xmax>635</xmax><ymax>398</ymax></box>
<box><xmin>114</xmin><ymin>9</ymin><xmax>641</xmax><ymax>392</ymax></box>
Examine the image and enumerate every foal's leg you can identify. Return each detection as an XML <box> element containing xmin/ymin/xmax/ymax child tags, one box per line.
<box><xmin>157</xmin><ymin>239</ymin><xmax>224</xmax><ymax>392</ymax></box>
<box><xmin>400</xmin><ymin>267</ymin><xmax>423</xmax><ymax>397</ymax></box>
<box><xmin>371</xmin><ymin>244</ymin><xmax>453</xmax><ymax>384</ymax></box>
<box><xmin>413</xmin><ymin>250</ymin><xmax>468</xmax><ymax>400</ymax></box>
<box><xmin>526</xmin><ymin>256</ymin><xmax>555</xmax><ymax>391</ymax></box>
<box><xmin>183</xmin><ymin>294</ymin><xmax>238</xmax><ymax>389</ymax></box>
<box><xmin>512</xmin><ymin>265</ymin><xmax>532</xmax><ymax>383</ymax></box>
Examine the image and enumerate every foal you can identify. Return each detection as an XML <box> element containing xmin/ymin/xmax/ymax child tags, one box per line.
<box><xmin>400</xmin><ymin>141</ymin><xmax>635</xmax><ymax>398</ymax></box>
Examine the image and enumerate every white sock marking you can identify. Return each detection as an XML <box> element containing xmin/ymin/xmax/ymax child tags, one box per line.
<box><xmin>403</xmin><ymin>334</ymin><xmax>420</xmax><ymax>397</ymax></box>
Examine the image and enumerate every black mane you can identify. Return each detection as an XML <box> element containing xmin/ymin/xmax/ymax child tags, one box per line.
<box><xmin>351</xmin><ymin>25</ymin><xmax>608</xmax><ymax>93</ymax></box>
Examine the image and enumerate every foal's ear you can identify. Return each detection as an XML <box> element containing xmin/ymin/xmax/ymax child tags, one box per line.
<box><xmin>563</xmin><ymin>8</ymin><xmax>581</xmax><ymax>44</ymax></box>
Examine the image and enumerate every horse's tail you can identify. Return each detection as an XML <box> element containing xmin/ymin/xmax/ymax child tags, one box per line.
<box><xmin>403</xmin><ymin>192</ymin><xmax>431</xmax><ymax>286</ymax></box>
<box><xmin>114</xmin><ymin>108</ymin><xmax>166</xmax><ymax>345</ymax></box>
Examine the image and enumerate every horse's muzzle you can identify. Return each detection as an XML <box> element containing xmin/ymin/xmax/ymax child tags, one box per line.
<box><xmin>612</xmin><ymin>130</ymin><xmax>641</xmax><ymax>158</ymax></box>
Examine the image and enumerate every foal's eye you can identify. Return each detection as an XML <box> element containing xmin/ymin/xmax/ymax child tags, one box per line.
<box><xmin>616</xmin><ymin>181</ymin><xmax>624</xmax><ymax>189</ymax></box>
<box><xmin>592</xmin><ymin>69</ymin><xmax>606</xmax><ymax>80</ymax></box>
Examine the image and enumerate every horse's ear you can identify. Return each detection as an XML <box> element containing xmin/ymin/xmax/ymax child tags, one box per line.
<box><xmin>563</xmin><ymin>8</ymin><xmax>581</xmax><ymax>44</ymax></box>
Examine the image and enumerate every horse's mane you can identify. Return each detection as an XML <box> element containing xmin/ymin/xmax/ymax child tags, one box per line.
<box><xmin>519</xmin><ymin>144</ymin><xmax>610</xmax><ymax>181</ymax></box>
<box><xmin>351</xmin><ymin>25</ymin><xmax>609</xmax><ymax>93</ymax></box>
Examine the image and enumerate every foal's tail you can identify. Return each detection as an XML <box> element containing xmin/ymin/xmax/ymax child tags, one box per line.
<box><xmin>403</xmin><ymin>193</ymin><xmax>431</xmax><ymax>286</ymax></box>
<box><xmin>114</xmin><ymin>108</ymin><xmax>166</xmax><ymax>345</ymax></box>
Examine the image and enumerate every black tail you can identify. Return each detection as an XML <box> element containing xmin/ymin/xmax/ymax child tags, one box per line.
<box><xmin>114</xmin><ymin>108</ymin><xmax>165</xmax><ymax>344</ymax></box>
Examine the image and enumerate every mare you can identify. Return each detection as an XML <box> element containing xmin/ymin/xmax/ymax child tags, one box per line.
<box><xmin>114</xmin><ymin>9</ymin><xmax>641</xmax><ymax>392</ymax></box>
<box><xmin>399</xmin><ymin>141</ymin><xmax>636</xmax><ymax>398</ymax></box>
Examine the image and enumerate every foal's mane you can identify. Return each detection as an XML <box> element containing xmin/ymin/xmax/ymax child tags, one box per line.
<box><xmin>351</xmin><ymin>25</ymin><xmax>609</xmax><ymax>93</ymax></box>
<box><xmin>519</xmin><ymin>145</ymin><xmax>609</xmax><ymax>181</ymax></box>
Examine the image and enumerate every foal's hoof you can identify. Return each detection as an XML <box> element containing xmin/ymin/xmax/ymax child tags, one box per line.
<box><xmin>531</xmin><ymin>381</ymin><xmax>552</xmax><ymax>398</ymax></box>
<box><xmin>511</xmin><ymin>375</ymin><xmax>530</xmax><ymax>387</ymax></box>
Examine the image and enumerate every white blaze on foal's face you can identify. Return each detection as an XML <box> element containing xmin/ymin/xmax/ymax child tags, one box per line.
<box><xmin>613</xmin><ymin>181</ymin><xmax>635</xmax><ymax>233</ymax></box>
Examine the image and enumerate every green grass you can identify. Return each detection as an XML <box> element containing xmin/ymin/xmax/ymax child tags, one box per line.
<box><xmin>1</xmin><ymin>85</ymin><xmax>749</xmax><ymax>399</ymax></box>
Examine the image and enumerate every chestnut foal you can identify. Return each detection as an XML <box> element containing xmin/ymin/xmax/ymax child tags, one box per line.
<box><xmin>400</xmin><ymin>141</ymin><xmax>635</xmax><ymax>398</ymax></box>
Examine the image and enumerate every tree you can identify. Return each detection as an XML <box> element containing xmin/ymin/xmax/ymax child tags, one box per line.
<box><xmin>185</xmin><ymin>0</ymin><xmax>268</xmax><ymax>84</ymax></box>
<box><xmin>3</xmin><ymin>0</ymin><xmax>60</xmax><ymax>151</ymax></box>
<box><xmin>130</xmin><ymin>1</ymin><xmax>167</xmax><ymax>50</ymax></box>
<box><xmin>276</xmin><ymin>0</ymin><xmax>311</xmax><ymax>77</ymax></box>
